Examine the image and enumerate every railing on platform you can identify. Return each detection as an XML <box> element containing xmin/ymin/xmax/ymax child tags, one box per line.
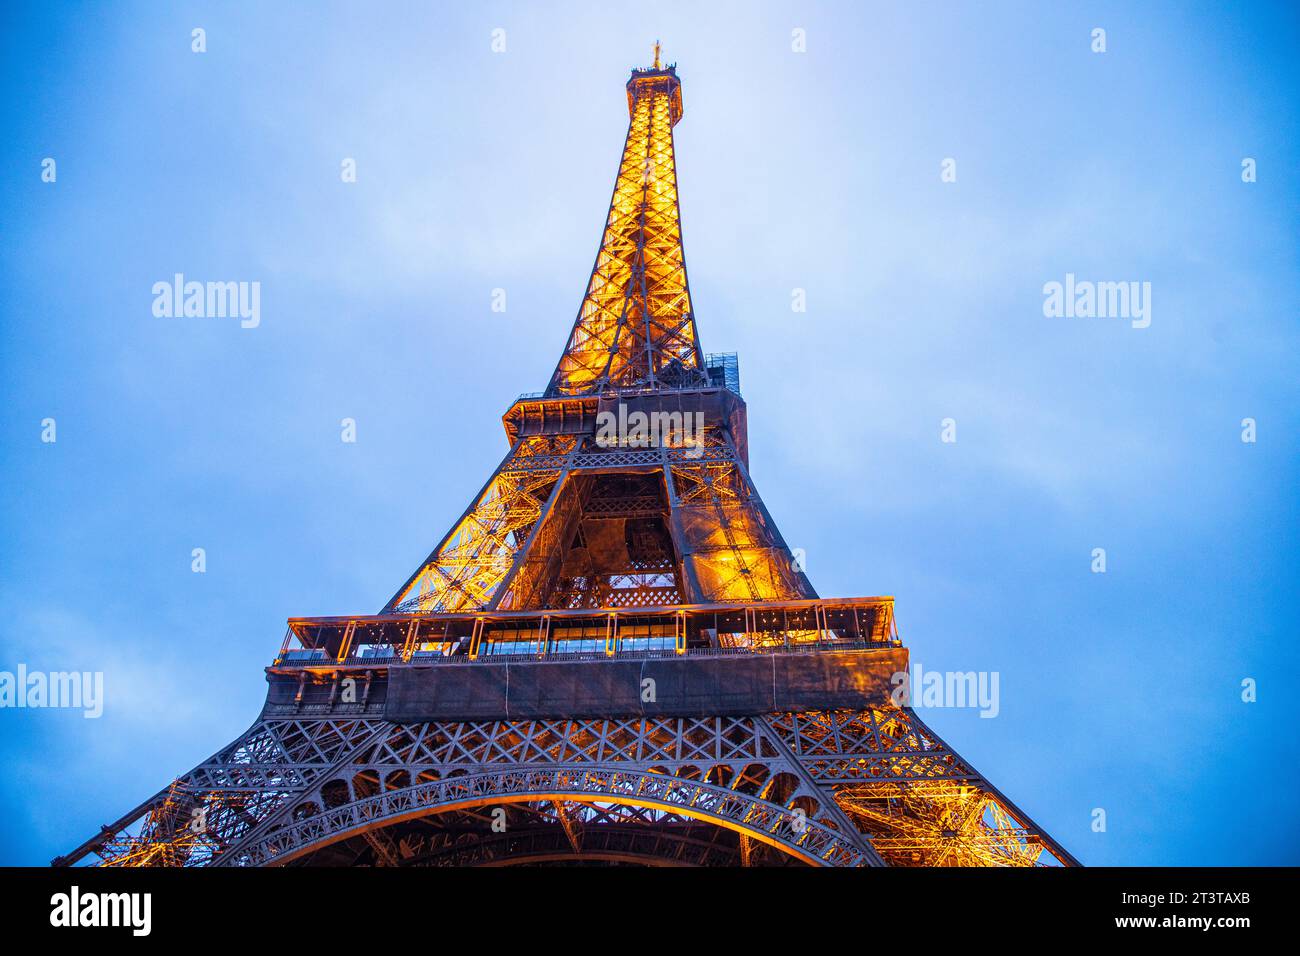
<box><xmin>514</xmin><ymin>374</ymin><xmax>739</xmax><ymax>407</ymax></box>
<box><xmin>271</xmin><ymin>597</ymin><xmax>898</xmax><ymax>670</ymax></box>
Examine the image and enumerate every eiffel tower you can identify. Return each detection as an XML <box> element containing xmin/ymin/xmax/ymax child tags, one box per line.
<box><xmin>57</xmin><ymin>47</ymin><xmax>1076</xmax><ymax>869</ymax></box>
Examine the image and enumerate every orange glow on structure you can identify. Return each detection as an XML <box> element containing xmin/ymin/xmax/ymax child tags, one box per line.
<box><xmin>548</xmin><ymin>53</ymin><xmax>701</xmax><ymax>396</ymax></box>
<box><xmin>60</xmin><ymin>49</ymin><xmax>1077</xmax><ymax>872</ymax></box>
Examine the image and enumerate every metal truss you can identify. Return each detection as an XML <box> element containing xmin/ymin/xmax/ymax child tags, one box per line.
<box><xmin>547</xmin><ymin>58</ymin><xmax>705</xmax><ymax>396</ymax></box>
<box><xmin>381</xmin><ymin>811</ymin><xmax>787</xmax><ymax>867</ymax></box>
<box><xmin>231</xmin><ymin>768</ymin><xmax>869</xmax><ymax>867</ymax></box>
<box><xmin>61</xmin><ymin>706</ymin><xmax>1075</xmax><ymax>868</ymax></box>
<box><xmin>385</xmin><ymin>424</ymin><xmax>805</xmax><ymax>614</ymax></box>
<box><xmin>669</xmin><ymin>454</ymin><xmax>812</xmax><ymax>604</ymax></box>
<box><xmin>384</xmin><ymin>454</ymin><xmax>561</xmax><ymax>614</ymax></box>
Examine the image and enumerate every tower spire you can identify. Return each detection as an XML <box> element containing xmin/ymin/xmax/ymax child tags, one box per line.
<box><xmin>546</xmin><ymin>52</ymin><xmax>702</xmax><ymax>396</ymax></box>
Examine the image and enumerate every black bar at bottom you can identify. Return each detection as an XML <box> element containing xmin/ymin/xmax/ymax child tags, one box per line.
<box><xmin>0</xmin><ymin>866</ymin><xmax>1280</xmax><ymax>941</ymax></box>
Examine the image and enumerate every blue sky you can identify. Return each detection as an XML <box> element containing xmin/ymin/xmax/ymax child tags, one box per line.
<box><xmin>1</xmin><ymin>0</ymin><xmax>1297</xmax><ymax>866</ymax></box>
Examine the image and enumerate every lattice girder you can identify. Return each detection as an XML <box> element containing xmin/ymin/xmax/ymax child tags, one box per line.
<box><xmin>67</xmin><ymin>702</ymin><xmax>1071</xmax><ymax>868</ymax></box>
<box><xmin>386</xmin><ymin>441</ymin><xmax>563</xmax><ymax>614</ymax></box>
<box><xmin>548</xmin><ymin>62</ymin><xmax>704</xmax><ymax>396</ymax></box>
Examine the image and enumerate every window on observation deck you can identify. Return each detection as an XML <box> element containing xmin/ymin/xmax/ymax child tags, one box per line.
<box><xmin>703</xmin><ymin>352</ymin><xmax>741</xmax><ymax>396</ymax></box>
<box><xmin>412</xmin><ymin>641</ymin><xmax>457</xmax><ymax>659</ymax></box>
<box><xmin>617</xmin><ymin>623</ymin><xmax>676</xmax><ymax>652</ymax></box>
<box><xmin>549</xmin><ymin>625</ymin><xmax>607</xmax><ymax>655</ymax></box>
<box><xmin>480</xmin><ymin>627</ymin><xmax>542</xmax><ymax>657</ymax></box>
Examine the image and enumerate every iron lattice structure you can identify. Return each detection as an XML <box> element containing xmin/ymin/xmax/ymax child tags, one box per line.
<box><xmin>57</xmin><ymin>49</ymin><xmax>1076</xmax><ymax>869</ymax></box>
<box><xmin>547</xmin><ymin>47</ymin><xmax>704</xmax><ymax>397</ymax></box>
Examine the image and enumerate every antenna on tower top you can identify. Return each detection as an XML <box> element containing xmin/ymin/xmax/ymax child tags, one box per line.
<box><xmin>653</xmin><ymin>39</ymin><xmax>661</xmax><ymax>70</ymax></box>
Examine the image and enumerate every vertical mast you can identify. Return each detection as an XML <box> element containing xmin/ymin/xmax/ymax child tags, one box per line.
<box><xmin>547</xmin><ymin>46</ymin><xmax>705</xmax><ymax>396</ymax></box>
